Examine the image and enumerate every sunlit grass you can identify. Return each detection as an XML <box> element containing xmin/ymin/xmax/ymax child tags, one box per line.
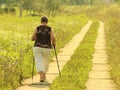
<box><xmin>50</xmin><ymin>22</ymin><xmax>99</xmax><ymax>90</ymax></box>
<box><xmin>77</xmin><ymin>4</ymin><xmax>120</xmax><ymax>89</ymax></box>
<box><xmin>1</xmin><ymin>4</ymin><xmax>120</xmax><ymax>90</ymax></box>
<box><xmin>105</xmin><ymin>17</ymin><xmax>120</xmax><ymax>89</ymax></box>
<box><xmin>0</xmin><ymin>14</ymin><xmax>88</xmax><ymax>90</ymax></box>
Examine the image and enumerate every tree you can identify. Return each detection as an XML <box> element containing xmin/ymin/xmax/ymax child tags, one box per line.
<box><xmin>45</xmin><ymin>0</ymin><xmax>60</xmax><ymax>16</ymax></box>
<box><xmin>102</xmin><ymin>0</ymin><xmax>115</xmax><ymax>4</ymax></box>
<box><xmin>19</xmin><ymin>0</ymin><xmax>23</xmax><ymax>17</ymax></box>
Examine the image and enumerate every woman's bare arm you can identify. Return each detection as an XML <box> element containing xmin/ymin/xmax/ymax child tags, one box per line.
<box><xmin>31</xmin><ymin>29</ymin><xmax>37</xmax><ymax>41</ymax></box>
<box><xmin>50</xmin><ymin>30</ymin><xmax>56</xmax><ymax>46</ymax></box>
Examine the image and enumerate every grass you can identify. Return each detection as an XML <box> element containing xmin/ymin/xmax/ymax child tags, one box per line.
<box><xmin>105</xmin><ymin>13</ymin><xmax>120</xmax><ymax>90</ymax></box>
<box><xmin>81</xmin><ymin>4</ymin><xmax>120</xmax><ymax>90</ymax></box>
<box><xmin>64</xmin><ymin>5</ymin><xmax>120</xmax><ymax>89</ymax></box>
<box><xmin>49</xmin><ymin>14</ymin><xmax>88</xmax><ymax>52</ymax></box>
<box><xmin>84</xmin><ymin>4</ymin><xmax>120</xmax><ymax>89</ymax></box>
<box><xmin>1</xmin><ymin>4</ymin><xmax>120</xmax><ymax>90</ymax></box>
<box><xmin>0</xmin><ymin>14</ymin><xmax>88</xmax><ymax>90</ymax></box>
<box><xmin>50</xmin><ymin>22</ymin><xmax>99</xmax><ymax>90</ymax></box>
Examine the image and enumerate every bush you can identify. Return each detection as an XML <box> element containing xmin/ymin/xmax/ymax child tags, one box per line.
<box><xmin>3</xmin><ymin>8</ymin><xmax>8</xmax><ymax>13</ymax></box>
<box><xmin>9</xmin><ymin>8</ymin><xmax>16</xmax><ymax>13</ymax></box>
<box><xmin>0</xmin><ymin>8</ymin><xmax>3</xmax><ymax>14</ymax></box>
<box><xmin>2</xmin><ymin>7</ymin><xmax>16</xmax><ymax>14</ymax></box>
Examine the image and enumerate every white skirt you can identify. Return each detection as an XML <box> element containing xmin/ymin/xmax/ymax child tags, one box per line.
<box><xmin>33</xmin><ymin>47</ymin><xmax>52</xmax><ymax>73</ymax></box>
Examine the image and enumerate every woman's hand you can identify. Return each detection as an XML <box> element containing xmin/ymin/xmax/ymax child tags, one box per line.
<box><xmin>50</xmin><ymin>30</ymin><xmax>56</xmax><ymax>46</ymax></box>
<box><xmin>31</xmin><ymin>29</ymin><xmax>37</xmax><ymax>41</ymax></box>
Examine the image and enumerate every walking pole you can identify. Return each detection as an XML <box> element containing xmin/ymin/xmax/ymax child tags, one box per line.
<box><xmin>53</xmin><ymin>45</ymin><xmax>61</xmax><ymax>77</ymax></box>
<box><xmin>32</xmin><ymin>56</ymin><xmax>35</xmax><ymax>83</ymax></box>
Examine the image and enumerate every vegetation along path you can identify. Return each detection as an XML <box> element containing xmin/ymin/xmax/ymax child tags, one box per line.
<box><xmin>16</xmin><ymin>21</ymin><xmax>92</xmax><ymax>90</ymax></box>
<box><xmin>85</xmin><ymin>21</ymin><xmax>116</xmax><ymax>90</ymax></box>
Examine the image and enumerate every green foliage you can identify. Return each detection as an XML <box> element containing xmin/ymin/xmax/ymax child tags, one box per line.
<box><xmin>78</xmin><ymin>4</ymin><xmax>120</xmax><ymax>90</ymax></box>
<box><xmin>104</xmin><ymin>11</ymin><xmax>120</xmax><ymax>89</ymax></box>
<box><xmin>0</xmin><ymin>8</ymin><xmax>3</xmax><ymax>14</ymax></box>
<box><xmin>3</xmin><ymin>7</ymin><xmax>16</xmax><ymax>14</ymax></box>
<box><xmin>0</xmin><ymin>0</ymin><xmax>117</xmax><ymax>17</ymax></box>
<box><xmin>60</xmin><ymin>0</ymin><xmax>114</xmax><ymax>5</ymax></box>
<box><xmin>0</xmin><ymin>14</ymin><xmax>88</xmax><ymax>90</ymax></box>
<box><xmin>0</xmin><ymin>4</ymin><xmax>16</xmax><ymax>15</ymax></box>
<box><xmin>50</xmin><ymin>22</ymin><xmax>99</xmax><ymax>90</ymax></box>
<box><xmin>50</xmin><ymin>14</ymin><xmax>88</xmax><ymax>51</ymax></box>
<box><xmin>114</xmin><ymin>0</ymin><xmax>120</xmax><ymax>3</ymax></box>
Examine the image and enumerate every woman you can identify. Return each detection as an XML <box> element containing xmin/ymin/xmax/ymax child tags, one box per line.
<box><xmin>31</xmin><ymin>16</ymin><xmax>56</xmax><ymax>82</ymax></box>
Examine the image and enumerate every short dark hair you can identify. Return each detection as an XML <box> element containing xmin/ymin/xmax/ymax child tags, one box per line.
<box><xmin>41</xmin><ymin>16</ymin><xmax>48</xmax><ymax>23</ymax></box>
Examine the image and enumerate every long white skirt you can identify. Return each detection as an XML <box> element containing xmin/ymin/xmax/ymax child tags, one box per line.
<box><xmin>33</xmin><ymin>47</ymin><xmax>52</xmax><ymax>73</ymax></box>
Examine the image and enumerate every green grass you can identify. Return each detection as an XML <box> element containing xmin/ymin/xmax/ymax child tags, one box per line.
<box><xmin>65</xmin><ymin>5</ymin><xmax>120</xmax><ymax>89</ymax></box>
<box><xmin>2</xmin><ymin>4</ymin><xmax>120</xmax><ymax>90</ymax></box>
<box><xmin>84</xmin><ymin>5</ymin><xmax>120</xmax><ymax>90</ymax></box>
<box><xmin>0</xmin><ymin>15</ymin><xmax>88</xmax><ymax>90</ymax></box>
<box><xmin>105</xmin><ymin>14</ymin><xmax>120</xmax><ymax>90</ymax></box>
<box><xmin>50</xmin><ymin>22</ymin><xmax>99</xmax><ymax>90</ymax></box>
<box><xmin>82</xmin><ymin>4</ymin><xmax>120</xmax><ymax>90</ymax></box>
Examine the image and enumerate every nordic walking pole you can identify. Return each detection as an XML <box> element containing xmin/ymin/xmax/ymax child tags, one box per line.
<box><xmin>32</xmin><ymin>56</ymin><xmax>35</xmax><ymax>83</ymax></box>
<box><xmin>53</xmin><ymin>45</ymin><xmax>61</xmax><ymax>77</ymax></box>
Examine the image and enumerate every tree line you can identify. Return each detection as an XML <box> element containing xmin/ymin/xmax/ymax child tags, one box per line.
<box><xmin>0</xmin><ymin>0</ymin><xmax>119</xmax><ymax>16</ymax></box>
<box><xmin>0</xmin><ymin>0</ymin><xmax>60</xmax><ymax>17</ymax></box>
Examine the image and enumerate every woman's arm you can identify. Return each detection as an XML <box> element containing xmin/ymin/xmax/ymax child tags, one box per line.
<box><xmin>31</xmin><ymin>29</ymin><xmax>37</xmax><ymax>41</ymax></box>
<box><xmin>50</xmin><ymin>30</ymin><xmax>56</xmax><ymax>46</ymax></box>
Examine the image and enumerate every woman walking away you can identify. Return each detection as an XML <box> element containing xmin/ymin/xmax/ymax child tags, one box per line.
<box><xmin>31</xmin><ymin>16</ymin><xmax>56</xmax><ymax>82</ymax></box>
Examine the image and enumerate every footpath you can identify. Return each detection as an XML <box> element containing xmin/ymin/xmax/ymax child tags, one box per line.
<box><xmin>85</xmin><ymin>21</ymin><xmax>116</xmax><ymax>90</ymax></box>
<box><xmin>16</xmin><ymin>21</ymin><xmax>92</xmax><ymax>90</ymax></box>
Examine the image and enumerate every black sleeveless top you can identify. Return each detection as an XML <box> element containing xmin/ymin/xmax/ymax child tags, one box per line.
<box><xmin>34</xmin><ymin>25</ymin><xmax>52</xmax><ymax>48</ymax></box>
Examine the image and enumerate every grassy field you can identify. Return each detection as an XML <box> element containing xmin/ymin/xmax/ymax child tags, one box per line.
<box><xmin>0</xmin><ymin>15</ymin><xmax>88</xmax><ymax>90</ymax></box>
<box><xmin>104</xmin><ymin>8</ymin><xmax>120</xmax><ymax>90</ymax></box>
<box><xmin>0</xmin><ymin>4</ymin><xmax>120</xmax><ymax>90</ymax></box>
<box><xmin>85</xmin><ymin>5</ymin><xmax>120</xmax><ymax>89</ymax></box>
<box><xmin>76</xmin><ymin>4</ymin><xmax>120</xmax><ymax>89</ymax></box>
<box><xmin>64</xmin><ymin>4</ymin><xmax>120</xmax><ymax>89</ymax></box>
<box><xmin>50</xmin><ymin>22</ymin><xmax>99</xmax><ymax>90</ymax></box>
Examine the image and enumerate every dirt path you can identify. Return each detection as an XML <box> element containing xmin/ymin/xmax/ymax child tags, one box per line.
<box><xmin>85</xmin><ymin>21</ymin><xmax>116</xmax><ymax>90</ymax></box>
<box><xmin>16</xmin><ymin>21</ymin><xmax>92</xmax><ymax>90</ymax></box>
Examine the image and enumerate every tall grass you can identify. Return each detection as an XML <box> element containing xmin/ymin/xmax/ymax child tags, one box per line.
<box><xmin>72</xmin><ymin>4</ymin><xmax>120</xmax><ymax>89</ymax></box>
<box><xmin>0</xmin><ymin>15</ymin><xmax>88</xmax><ymax>90</ymax></box>
<box><xmin>64</xmin><ymin>5</ymin><xmax>120</xmax><ymax>89</ymax></box>
<box><xmin>104</xmin><ymin>10</ymin><xmax>120</xmax><ymax>89</ymax></box>
<box><xmin>86</xmin><ymin>5</ymin><xmax>120</xmax><ymax>89</ymax></box>
<box><xmin>50</xmin><ymin>22</ymin><xmax>99</xmax><ymax>90</ymax></box>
